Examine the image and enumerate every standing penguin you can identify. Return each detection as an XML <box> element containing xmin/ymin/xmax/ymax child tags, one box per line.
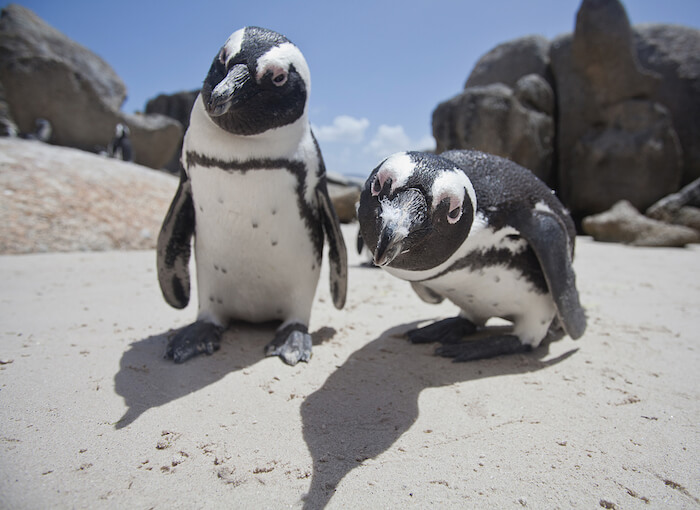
<box><xmin>157</xmin><ymin>27</ymin><xmax>347</xmax><ymax>366</ymax></box>
<box><xmin>357</xmin><ymin>150</ymin><xmax>585</xmax><ymax>361</ymax></box>
<box><xmin>108</xmin><ymin>123</ymin><xmax>133</xmax><ymax>162</ymax></box>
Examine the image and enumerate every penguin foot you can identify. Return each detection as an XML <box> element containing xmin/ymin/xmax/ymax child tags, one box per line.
<box><xmin>406</xmin><ymin>317</ymin><xmax>477</xmax><ymax>344</ymax></box>
<box><xmin>165</xmin><ymin>320</ymin><xmax>224</xmax><ymax>363</ymax></box>
<box><xmin>265</xmin><ymin>322</ymin><xmax>312</xmax><ymax>366</ymax></box>
<box><xmin>436</xmin><ymin>334</ymin><xmax>531</xmax><ymax>362</ymax></box>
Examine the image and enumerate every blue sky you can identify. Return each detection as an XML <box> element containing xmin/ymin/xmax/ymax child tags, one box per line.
<box><xmin>6</xmin><ymin>1</ymin><xmax>700</xmax><ymax>176</ymax></box>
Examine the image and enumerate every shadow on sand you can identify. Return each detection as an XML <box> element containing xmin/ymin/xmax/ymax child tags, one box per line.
<box><xmin>114</xmin><ymin>322</ymin><xmax>336</xmax><ymax>429</ymax></box>
<box><xmin>300</xmin><ymin>322</ymin><xmax>577</xmax><ymax>509</ymax></box>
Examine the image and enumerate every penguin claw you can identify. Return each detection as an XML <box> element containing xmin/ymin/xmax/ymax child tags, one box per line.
<box><xmin>165</xmin><ymin>321</ymin><xmax>223</xmax><ymax>363</ymax></box>
<box><xmin>406</xmin><ymin>316</ymin><xmax>477</xmax><ymax>344</ymax></box>
<box><xmin>435</xmin><ymin>334</ymin><xmax>530</xmax><ymax>362</ymax></box>
<box><xmin>265</xmin><ymin>323</ymin><xmax>312</xmax><ymax>366</ymax></box>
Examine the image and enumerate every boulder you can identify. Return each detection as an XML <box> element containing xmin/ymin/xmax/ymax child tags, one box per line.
<box><xmin>432</xmin><ymin>76</ymin><xmax>555</xmax><ymax>184</ymax></box>
<box><xmin>465</xmin><ymin>35</ymin><xmax>553</xmax><ymax>89</ymax></box>
<box><xmin>0</xmin><ymin>4</ymin><xmax>182</xmax><ymax>169</ymax></box>
<box><xmin>582</xmin><ymin>200</ymin><xmax>700</xmax><ymax>247</ymax></box>
<box><xmin>0</xmin><ymin>81</ymin><xmax>18</xmax><ymax>136</ymax></box>
<box><xmin>647</xmin><ymin>177</ymin><xmax>700</xmax><ymax>231</ymax></box>
<box><xmin>145</xmin><ymin>90</ymin><xmax>199</xmax><ymax>172</ymax></box>
<box><xmin>551</xmin><ymin>0</ymin><xmax>683</xmax><ymax>220</ymax></box>
<box><xmin>326</xmin><ymin>172</ymin><xmax>362</xmax><ymax>224</ymax></box>
<box><xmin>634</xmin><ymin>24</ymin><xmax>700</xmax><ymax>185</ymax></box>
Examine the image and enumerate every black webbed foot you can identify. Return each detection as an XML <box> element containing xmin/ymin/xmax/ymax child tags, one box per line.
<box><xmin>165</xmin><ymin>320</ymin><xmax>224</xmax><ymax>363</ymax></box>
<box><xmin>264</xmin><ymin>322</ymin><xmax>312</xmax><ymax>366</ymax></box>
<box><xmin>436</xmin><ymin>334</ymin><xmax>531</xmax><ymax>362</ymax></box>
<box><xmin>406</xmin><ymin>316</ymin><xmax>477</xmax><ymax>344</ymax></box>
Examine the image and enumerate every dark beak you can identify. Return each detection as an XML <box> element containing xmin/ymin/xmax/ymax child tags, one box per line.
<box><xmin>207</xmin><ymin>64</ymin><xmax>250</xmax><ymax>116</ymax></box>
<box><xmin>374</xmin><ymin>223</ymin><xmax>403</xmax><ymax>267</ymax></box>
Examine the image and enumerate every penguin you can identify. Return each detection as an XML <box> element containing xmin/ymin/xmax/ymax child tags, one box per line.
<box><xmin>20</xmin><ymin>118</ymin><xmax>52</xmax><ymax>142</ymax></box>
<box><xmin>157</xmin><ymin>26</ymin><xmax>348</xmax><ymax>365</ymax></box>
<box><xmin>357</xmin><ymin>150</ymin><xmax>586</xmax><ymax>361</ymax></box>
<box><xmin>108</xmin><ymin>123</ymin><xmax>133</xmax><ymax>162</ymax></box>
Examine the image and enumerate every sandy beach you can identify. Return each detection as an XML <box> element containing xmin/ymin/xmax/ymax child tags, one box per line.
<box><xmin>1</xmin><ymin>222</ymin><xmax>699</xmax><ymax>508</ymax></box>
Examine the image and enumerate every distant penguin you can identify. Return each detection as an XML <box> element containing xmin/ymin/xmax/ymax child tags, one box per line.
<box><xmin>20</xmin><ymin>118</ymin><xmax>51</xmax><ymax>142</ymax></box>
<box><xmin>357</xmin><ymin>150</ymin><xmax>586</xmax><ymax>361</ymax></box>
<box><xmin>108</xmin><ymin>123</ymin><xmax>133</xmax><ymax>162</ymax></box>
<box><xmin>157</xmin><ymin>26</ymin><xmax>348</xmax><ymax>365</ymax></box>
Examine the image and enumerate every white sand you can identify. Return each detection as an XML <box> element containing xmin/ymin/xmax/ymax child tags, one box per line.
<box><xmin>1</xmin><ymin>226</ymin><xmax>698</xmax><ymax>509</ymax></box>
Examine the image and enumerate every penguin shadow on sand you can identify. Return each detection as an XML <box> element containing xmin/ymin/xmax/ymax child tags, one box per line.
<box><xmin>300</xmin><ymin>322</ymin><xmax>577</xmax><ymax>509</ymax></box>
<box><xmin>113</xmin><ymin>323</ymin><xmax>336</xmax><ymax>429</ymax></box>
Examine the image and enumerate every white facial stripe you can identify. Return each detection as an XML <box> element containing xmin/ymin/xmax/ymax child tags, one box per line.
<box><xmin>256</xmin><ymin>43</ymin><xmax>311</xmax><ymax>92</ymax></box>
<box><xmin>431</xmin><ymin>168</ymin><xmax>476</xmax><ymax>218</ymax></box>
<box><xmin>376</xmin><ymin>152</ymin><xmax>414</xmax><ymax>194</ymax></box>
<box><xmin>534</xmin><ymin>201</ymin><xmax>553</xmax><ymax>214</ymax></box>
<box><xmin>222</xmin><ymin>29</ymin><xmax>245</xmax><ymax>63</ymax></box>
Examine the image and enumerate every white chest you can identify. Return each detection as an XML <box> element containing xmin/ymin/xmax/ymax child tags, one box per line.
<box><xmin>189</xmin><ymin>165</ymin><xmax>320</xmax><ymax>325</ymax></box>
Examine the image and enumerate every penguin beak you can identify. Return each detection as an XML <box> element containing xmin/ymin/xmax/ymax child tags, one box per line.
<box><xmin>374</xmin><ymin>223</ymin><xmax>404</xmax><ymax>267</ymax></box>
<box><xmin>373</xmin><ymin>189</ymin><xmax>427</xmax><ymax>267</ymax></box>
<box><xmin>208</xmin><ymin>64</ymin><xmax>250</xmax><ymax>116</ymax></box>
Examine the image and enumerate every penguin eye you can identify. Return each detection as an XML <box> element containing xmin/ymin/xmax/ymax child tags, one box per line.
<box><xmin>441</xmin><ymin>195</ymin><xmax>463</xmax><ymax>224</ymax></box>
<box><xmin>371</xmin><ymin>174</ymin><xmax>391</xmax><ymax>196</ymax></box>
<box><xmin>447</xmin><ymin>205</ymin><xmax>462</xmax><ymax>224</ymax></box>
<box><xmin>262</xmin><ymin>65</ymin><xmax>288</xmax><ymax>87</ymax></box>
<box><xmin>272</xmin><ymin>70</ymin><xmax>288</xmax><ymax>86</ymax></box>
<box><xmin>371</xmin><ymin>176</ymin><xmax>382</xmax><ymax>196</ymax></box>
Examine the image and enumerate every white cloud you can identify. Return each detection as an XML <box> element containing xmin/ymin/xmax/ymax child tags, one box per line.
<box><xmin>364</xmin><ymin>125</ymin><xmax>436</xmax><ymax>160</ymax></box>
<box><xmin>313</xmin><ymin>116</ymin><xmax>437</xmax><ymax>177</ymax></box>
<box><xmin>313</xmin><ymin>115</ymin><xmax>370</xmax><ymax>144</ymax></box>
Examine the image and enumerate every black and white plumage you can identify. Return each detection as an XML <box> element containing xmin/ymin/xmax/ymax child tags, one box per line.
<box><xmin>357</xmin><ymin>150</ymin><xmax>586</xmax><ymax>361</ymax></box>
<box><xmin>157</xmin><ymin>26</ymin><xmax>347</xmax><ymax>365</ymax></box>
<box><xmin>108</xmin><ymin>123</ymin><xmax>133</xmax><ymax>162</ymax></box>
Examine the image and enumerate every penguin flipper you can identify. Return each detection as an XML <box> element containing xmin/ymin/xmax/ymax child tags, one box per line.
<box><xmin>316</xmin><ymin>185</ymin><xmax>348</xmax><ymax>309</ymax></box>
<box><xmin>514</xmin><ymin>211</ymin><xmax>587</xmax><ymax>340</ymax></box>
<box><xmin>410</xmin><ymin>281</ymin><xmax>445</xmax><ymax>304</ymax></box>
<box><xmin>157</xmin><ymin>171</ymin><xmax>195</xmax><ymax>309</ymax></box>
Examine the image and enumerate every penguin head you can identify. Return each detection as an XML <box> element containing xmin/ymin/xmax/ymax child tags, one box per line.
<box><xmin>358</xmin><ymin>152</ymin><xmax>477</xmax><ymax>271</ymax></box>
<box><xmin>201</xmin><ymin>26</ymin><xmax>310</xmax><ymax>136</ymax></box>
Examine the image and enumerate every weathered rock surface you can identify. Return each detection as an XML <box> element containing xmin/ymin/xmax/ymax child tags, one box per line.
<box><xmin>0</xmin><ymin>4</ymin><xmax>182</xmax><ymax>169</ymax></box>
<box><xmin>646</xmin><ymin>177</ymin><xmax>700</xmax><ymax>231</ymax></box>
<box><xmin>434</xmin><ymin>0</ymin><xmax>700</xmax><ymax>232</ymax></box>
<box><xmin>0</xmin><ymin>138</ymin><xmax>178</xmax><ymax>254</ymax></box>
<box><xmin>551</xmin><ymin>0</ymin><xmax>683</xmax><ymax>220</ymax></box>
<box><xmin>464</xmin><ymin>35</ymin><xmax>552</xmax><ymax>89</ymax></box>
<box><xmin>634</xmin><ymin>24</ymin><xmax>700</xmax><ymax>185</ymax></box>
<box><xmin>145</xmin><ymin>90</ymin><xmax>199</xmax><ymax>172</ymax></box>
<box><xmin>582</xmin><ymin>200</ymin><xmax>700</xmax><ymax>247</ymax></box>
<box><xmin>432</xmin><ymin>76</ymin><xmax>554</xmax><ymax>184</ymax></box>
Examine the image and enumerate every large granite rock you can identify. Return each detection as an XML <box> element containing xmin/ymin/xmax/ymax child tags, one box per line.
<box><xmin>145</xmin><ymin>90</ymin><xmax>199</xmax><ymax>172</ymax></box>
<box><xmin>551</xmin><ymin>0</ymin><xmax>683</xmax><ymax>220</ymax></box>
<box><xmin>582</xmin><ymin>200</ymin><xmax>699</xmax><ymax>247</ymax></box>
<box><xmin>646</xmin><ymin>177</ymin><xmax>700</xmax><ymax>231</ymax></box>
<box><xmin>432</xmin><ymin>75</ymin><xmax>555</xmax><ymax>184</ymax></box>
<box><xmin>0</xmin><ymin>4</ymin><xmax>182</xmax><ymax>169</ymax></box>
<box><xmin>634</xmin><ymin>24</ymin><xmax>700</xmax><ymax>185</ymax></box>
<box><xmin>465</xmin><ymin>35</ymin><xmax>553</xmax><ymax>89</ymax></box>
